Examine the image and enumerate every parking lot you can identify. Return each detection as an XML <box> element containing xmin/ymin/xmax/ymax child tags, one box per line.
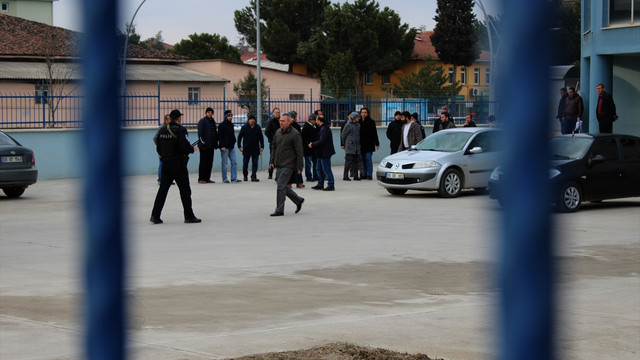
<box><xmin>1</xmin><ymin>170</ymin><xmax>639</xmax><ymax>360</ymax></box>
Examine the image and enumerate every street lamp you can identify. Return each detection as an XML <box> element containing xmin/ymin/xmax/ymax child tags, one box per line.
<box><xmin>121</xmin><ymin>0</ymin><xmax>148</xmax><ymax>119</ymax></box>
<box><xmin>476</xmin><ymin>0</ymin><xmax>500</xmax><ymax>114</ymax></box>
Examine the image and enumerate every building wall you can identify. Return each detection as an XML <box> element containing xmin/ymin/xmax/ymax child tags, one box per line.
<box><xmin>3</xmin><ymin>0</ymin><xmax>53</xmax><ymax>24</ymax></box>
<box><xmin>179</xmin><ymin>60</ymin><xmax>322</xmax><ymax>100</ymax></box>
<box><xmin>581</xmin><ymin>0</ymin><xmax>640</xmax><ymax>136</ymax></box>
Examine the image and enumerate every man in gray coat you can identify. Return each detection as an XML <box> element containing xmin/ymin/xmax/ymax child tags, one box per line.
<box><xmin>269</xmin><ymin>113</ymin><xmax>304</xmax><ymax>216</ymax></box>
<box><xmin>341</xmin><ymin>111</ymin><xmax>362</xmax><ymax>181</ymax></box>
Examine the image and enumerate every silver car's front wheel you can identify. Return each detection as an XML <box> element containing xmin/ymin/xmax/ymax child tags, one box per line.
<box><xmin>438</xmin><ymin>168</ymin><xmax>463</xmax><ymax>198</ymax></box>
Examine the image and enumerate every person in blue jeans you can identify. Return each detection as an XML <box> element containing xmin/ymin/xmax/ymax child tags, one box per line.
<box><xmin>309</xmin><ymin>115</ymin><xmax>336</xmax><ymax>191</ymax></box>
<box><xmin>359</xmin><ymin>107</ymin><xmax>379</xmax><ymax>180</ymax></box>
<box><xmin>218</xmin><ymin>110</ymin><xmax>241</xmax><ymax>183</ymax></box>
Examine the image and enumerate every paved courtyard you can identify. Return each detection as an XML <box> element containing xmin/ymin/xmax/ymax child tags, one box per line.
<box><xmin>1</xmin><ymin>169</ymin><xmax>639</xmax><ymax>359</ymax></box>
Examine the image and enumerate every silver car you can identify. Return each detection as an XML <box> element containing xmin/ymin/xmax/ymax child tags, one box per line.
<box><xmin>377</xmin><ymin>127</ymin><xmax>502</xmax><ymax>197</ymax></box>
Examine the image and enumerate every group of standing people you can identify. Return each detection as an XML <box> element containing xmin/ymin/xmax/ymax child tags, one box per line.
<box><xmin>385</xmin><ymin>110</ymin><xmax>429</xmax><ymax>155</ymax></box>
<box><xmin>556</xmin><ymin>83</ymin><xmax>617</xmax><ymax>134</ymax></box>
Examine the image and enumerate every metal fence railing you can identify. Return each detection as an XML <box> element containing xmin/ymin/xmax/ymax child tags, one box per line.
<box><xmin>0</xmin><ymin>91</ymin><xmax>499</xmax><ymax>129</ymax></box>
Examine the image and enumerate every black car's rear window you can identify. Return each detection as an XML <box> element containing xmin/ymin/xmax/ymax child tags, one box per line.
<box><xmin>0</xmin><ymin>132</ymin><xmax>19</xmax><ymax>146</ymax></box>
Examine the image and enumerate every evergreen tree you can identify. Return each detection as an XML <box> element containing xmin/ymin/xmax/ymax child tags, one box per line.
<box><xmin>321</xmin><ymin>51</ymin><xmax>357</xmax><ymax>99</ymax></box>
<box><xmin>301</xmin><ymin>0</ymin><xmax>416</xmax><ymax>94</ymax></box>
<box><xmin>431</xmin><ymin>0</ymin><xmax>480</xmax><ymax>100</ymax></box>
<box><xmin>234</xmin><ymin>0</ymin><xmax>330</xmax><ymax>71</ymax></box>
<box><xmin>171</xmin><ymin>33</ymin><xmax>241</xmax><ymax>62</ymax></box>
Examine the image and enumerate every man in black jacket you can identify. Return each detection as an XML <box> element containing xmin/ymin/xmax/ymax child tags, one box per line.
<box><xmin>309</xmin><ymin>115</ymin><xmax>336</xmax><ymax>191</ymax></box>
<box><xmin>238</xmin><ymin>114</ymin><xmax>264</xmax><ymax>181</ymax></box>
<box><xmin>197</xmin><ymin>107</ymin><xmax>218</xmax><ymax>183</ymax></box>
<box><xmin>386</xmin><ymin>111</ymin><xmax>403</xmax><ymax>155</ymax></box>
<box><xmin>359</xmin><ymin>107</ymin><xmax>379</xmax><ymax>180</ymax></box>
<box><xmin>301</xmin><ymin>114</ymin><xmax>319</xmax><ymax>181</ymax></box>
<box><xmin>595</xmin><ymin>83</ymin><xmax>618</xmax><ymax>134</ymax></box>
<box><xmin>151</xmin><ymin>109</ymin><xmax>201</xmax><ymax>224</ymax></box>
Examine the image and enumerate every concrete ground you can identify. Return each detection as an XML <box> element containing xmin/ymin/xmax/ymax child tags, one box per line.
<box><xmin>1</xmin><ymin>168</ymin><xmax>639</xmax><ymax>360</ymax></box>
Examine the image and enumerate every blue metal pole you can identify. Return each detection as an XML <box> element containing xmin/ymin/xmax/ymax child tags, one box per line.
<box><xmin>81</xmin><ymin>0</ymin><xmax>126</xmax><ymax>359</ymax></box>
<box><xmin>499</xmin><ymin>1</ymin><xmax>554</xmax><ymax>360</ymax></box>
<box><xmin>157</xmin><ymin>81</ymin><xmax>161</xmax><ymax>125</ymax></box>
<box><xmin>41</xmin><ymin>79</ymin><xmax>46</xmax><ymax>128</ymax></box>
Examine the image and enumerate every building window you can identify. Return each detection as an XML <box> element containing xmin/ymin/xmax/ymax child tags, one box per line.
<box><xmin>609</xmin><ymin>0</ymin><xmax>639</xmax><ymax>25</ymax></box>
<box><xmin>583</xmin><ymin>0</ymin><xmax>591</xmax><ymax>31</ymax></box>
<box><xmin>188</xmin><ymin>87</ymin><xmax>200</xmax><ymax>105</ymax></box>
<box><xmin>448</xmin><ymin>68</ymin><xmax>454</xmax><ymax>84</ymax></box>
<box><xmin>473</xmin><ymin>68</ymin><xmax>480</xmax><ymax>85</ymax></box>
<box><xmin>381</xmin><ymin>73</ymin><xmax>391</xmax><ymax>85</ymax></box>
<box><xmin>365</xmin><ymin>71</ymin><xmax>374</xmax><ymax>85</ymax></box>
<box><xmin>485</xmin><ymin>68</ymin><xmax>491</xmax><ymax>84</ymax></box>
<box><xmin>1</xmin><ymin>3</ymin><xmax>8</xmax><ymax>12</ymax></box>
<box><xmin>460</xmin><ymin>68</ymin><xmax>467</xmax><ymax>85</ymax></box>
<box><xmin>35</xmin><ymin>84</ymin><xmax>49</xmax><ymax>105</ymax></box>
<box><xmin>289</xmin><ymin>94</ymin><xmax>304</xmax><ymax>100</ymax></box>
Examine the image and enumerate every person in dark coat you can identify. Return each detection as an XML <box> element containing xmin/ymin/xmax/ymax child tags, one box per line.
<box><xmin>287</xmin><ymin>111</ymin><xmax>305</xmax><ymax>188</ymax></box>
<box><xmin>386</xmin><ymin>111</ymin><xmax>403</xmax><ymax>155</ymax></box>
<box><xmin>595</xmin><ymin>83</ymin><xmax>618</xmax><ymax>134</ymax></box>
<box><xmin>238</xmin><ymin>114</ymin><xmax>265</xmax><ymax>182</ymax></box>
<box><xmin>264</xmin><ymin>108</ymin><xmax>281</xmax><ymax>179</ymax></box>
<box><xmin>309</xmin><ymin>114</ymin><xmax>336</xmax><ymax>191</ymax></box>
<box><xmin>269</xmin><ymin>113</ymin><xmax>304</xmax><ymax>216</ymax></box>
<box><xmin>197</xmin><ymin>107</ymin><xmax>218</xmax><ymax>183</ymax></box>
<box><xmin>150</xmin><ymin>109</ymin><xmax>201</xmax><ymax>224</ymax></box>
<box><xmin>301</xmin><ymin>114</ymin><xmax>319</xmax><ymax>181</ymax></box>
<box><xmin>556</xmin><ymin>88</ymin><xmax>568</xmax><ymax>131</ymax></box>
<box><xmin>359</xmin><ymin>107</ymin><xmax>379</xmax><ymax>180</ymax></box>
<box><xmin>218</xmin><ymin>110</ymin><xmax>241</xmax><ymax>183</ymax></box>
<box><xmin>463</xmin><ymin>113</ymin><xmax>477</xmax><ymax>127</ymax></box>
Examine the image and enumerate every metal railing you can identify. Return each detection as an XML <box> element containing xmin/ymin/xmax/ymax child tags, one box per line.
<box><xmin>0</xmin><ymin>89</ymin><xmax>499</xmax><ymax>129</ymax></box>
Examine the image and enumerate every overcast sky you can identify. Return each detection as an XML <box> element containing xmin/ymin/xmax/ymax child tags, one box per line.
<box><xmin>53</xmin><ymin>0</ymin><xmax>500</xmax><ymax>46</ymax></box>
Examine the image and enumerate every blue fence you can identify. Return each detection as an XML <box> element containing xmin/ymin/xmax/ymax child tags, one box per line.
<box><xmin>0</xmin><ymin>89</ymin><xmax>499</xmax><ymax>129</ymax></box>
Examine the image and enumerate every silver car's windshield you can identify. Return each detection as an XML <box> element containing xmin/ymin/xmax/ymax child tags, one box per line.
<box><xmin>415</xmin><ymin>131</ymin><xmax>474</xmax><ymax>152</ymax></box>
<box><xmin>549</xmin><ymin>137</ymin><xmax>593</xmax><ymax>159</ymax></box>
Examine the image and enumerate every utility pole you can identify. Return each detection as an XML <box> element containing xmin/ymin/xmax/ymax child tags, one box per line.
<box><xmin>121</xmin><ymin>0</ymin><xmax>148</xmax><ymax>120</ymax></box>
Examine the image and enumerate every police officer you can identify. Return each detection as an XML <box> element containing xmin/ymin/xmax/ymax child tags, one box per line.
<box><xmin>150</xmin><ymin>109</ymin><xmax>201</xmax><ymax>224</ymax></box>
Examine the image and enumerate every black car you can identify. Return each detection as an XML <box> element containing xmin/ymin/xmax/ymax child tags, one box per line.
<box><xmin>489</xmin><ymin>133</ymin><xmax>640</xmax><ymax>212</ymax></box>
<box><xmin>0</xmin><ymin>130</ymin><xmax>38</xmax><ymax>198</ymax></box>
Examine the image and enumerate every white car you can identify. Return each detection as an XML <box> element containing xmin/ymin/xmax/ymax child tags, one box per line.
<box><xmin>377</xmin><ymin>127</ymin><xmax>502</xmax><ymax>197</ymax></box>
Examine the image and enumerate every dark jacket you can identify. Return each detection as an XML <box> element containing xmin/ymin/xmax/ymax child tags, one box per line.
<box><xmin>433</xmin><ymin>118</ymin><xmax>455</xmax><ymax>133</ymax></box>
<box><xmin>463</xmin><ymin>121</ymin><xmax>477</xmax><ymax>127</ymax></box>
<box><xmin>218</xmin><ymin>119</ymin><xmax>236</xmax><ymax>149</ymax></box>
<box><xmin>156</xmin><ymin>121</ymin><xmax>194</xmax><ymax>161</ymax></box>
<box><xmin>556</xmin><ymin>93</ymin><xmax>568</xmax><ymax>119</ymax></box>
<box><xmin>311</xmin><ymin>123</ymin><xmax>336</xmax><ymax>158</ymax></box>
<box><xmin>264</xmin><ymin>116</ymin><xmax>280</xmax><ymax>143</ymax></box>
<box><xmin>360</xmin><ymin>116</ymin><xmax>379</xmax><ymax>153</ymax></box>
<box><xmin>564</xmin><ymin>93</ymin><xmax>584</xmax><ymax>118</ymax></box>
<box><xmin>596</xmin><ymin>91</ymin><xmax>617</xmax><ymax>123</ymax></box>
<box><xmin>197</xmin><ymin>116</ymin><xmax>218</xmax><ymax>149</ymax></box>
<box><xmin>237</xmin><ymin>122</ymin><xmax>265</xmax><ymax>156</ymax></box>
<box><xmin>398</xmin><ymin>121</ymin><xmax>425</xmax><ymax>152</ymax></box>
<box><xmin>301</xmin><ymin>121</ymin><xmax>319</xmax><ymax>156</ymax></box>
<box><xmin>270</xmin><ymin>126</ymin><xmax>303</xmax><ymax>170</ymax></box>
<box><xmin>386</xmin><ymin>119</ymin><xmax>403</xmax><ymax>153</ymax></box>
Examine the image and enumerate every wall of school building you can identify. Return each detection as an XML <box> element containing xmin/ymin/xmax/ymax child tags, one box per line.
<box><xmin>4</xmin><ymin>126</ymin><xmax>409</xmax><ymax>181</ymax></box>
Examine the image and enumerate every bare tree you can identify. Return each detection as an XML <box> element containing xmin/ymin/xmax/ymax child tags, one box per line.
<box><xmin>41</xmin><ymin>33</ymin><xmax>78</xmax><ymax>127</ymax></box>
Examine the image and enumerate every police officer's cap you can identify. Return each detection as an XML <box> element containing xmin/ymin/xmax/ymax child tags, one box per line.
<box><xmin>248</xmin><ymin>114</ymin><xmax>256</xmax><ymax>120</ymax></box>
<box><xmin>169</xmin><ymin>109</ymin><xmax>183</xmax><ymax>120</ymax></box>
<box><xmin>205</xmin><ymin>107</ymin><xmax>214</xmax><ymax>113</ymax></box>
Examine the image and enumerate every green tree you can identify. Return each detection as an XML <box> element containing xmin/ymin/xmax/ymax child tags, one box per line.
<box><xmin>233</xmin><ymin>71</ymin><xmax>268</xmax><ymax>121</ymax></box>
<box><xmin>145</xmin><ymin>31</ymin><xmax>166</xmax><ymax>51</ymax></box>
<box><xmin>552</xmin><ymin>0</ymin><xmax>580</xmax><ymax>65</ymax></box>
<box><xmin>301</xmin><ymin>0</ymin><xmax>416</xmax><ymax>93</ymax></box>
<box><xmin>431</xmin><ymin>0</ymin><xmax>480</xmax><ymax>100</ymax></box>
<box><xmin>388</xmin><ymin>57</ymin><xmax>461</xmax><ymax>99</ymax></box>
<box><xmin>321</xmin><ymin>51</ymin><xmax>357</xmax><ymax>99</ymax></box>
<box><xmin>171</xmin><ymin>33</ymin><xmax>241</xmax><ymax>61</ymax></box>
<box><xmin>234</xmin><ymin>0</ymin><xmax>330</xmax><ymax>71</ymax></box>
<box><xmin>473</xmin><ymin>15</ymin><xmax>502</xmax><ymax>51</ymax></box>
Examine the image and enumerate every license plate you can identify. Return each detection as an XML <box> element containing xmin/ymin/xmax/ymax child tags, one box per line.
<box><xmin>386</xmin><ymin>172</ymin><xmax>404</xmax><ymax>179</ymax></box>
<box><xmin>1</xmin><ymin>156</ymin><xmax>23</xmax><ymax>163</ymax></box>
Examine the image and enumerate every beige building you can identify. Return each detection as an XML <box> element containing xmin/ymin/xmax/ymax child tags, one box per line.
<box><xmin>0</xmin><ymin>0</ymin><xmax>56</xmax><ymax>25</ymax></box>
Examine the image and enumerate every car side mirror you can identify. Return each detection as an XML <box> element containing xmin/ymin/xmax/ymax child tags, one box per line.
<box><xmin>469</xmin><ymin>146</ymin><xmax>483</xmax><ymax>154</ymax></box>
<box><xmin>587</xmin><ymin>154</ymin><xmax>605</xmax><ymax>168</ymax></box>
<box><xmin>410</xmin><ymin>145</ymin><xmax>417</xmax><ymax>150</ymax></box>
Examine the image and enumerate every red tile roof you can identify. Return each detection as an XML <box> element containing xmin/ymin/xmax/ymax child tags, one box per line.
<box><xmin>0</xmin><ymin>13</ymin><xmax>183</xmax><ymax>61</ymax></box>
<box><xmin>411</xmin><ymin>31</ymin><xmax>490</xmax><ymax>62</ymax></box>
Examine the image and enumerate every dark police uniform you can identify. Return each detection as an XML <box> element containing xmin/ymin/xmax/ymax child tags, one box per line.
<box><xmin>150</xmin><ymin>116</ymin><xmax>200</xmax><ymax>223</ymax></box>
